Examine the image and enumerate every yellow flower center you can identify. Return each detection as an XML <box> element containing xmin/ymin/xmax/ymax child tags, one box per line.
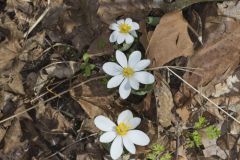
<box><xmin>122</xmin><ymin>67</ymin><xmax>134</xmax><ymax>77</ymax></box>
<box><xmin>116</xmin><ymin>122</ymin><xmax>130</xmax><ymax>136</ymax></box>
<box><xmin>119</xmin><ymin>23</ymin><xmax>131</xmax><ymax>33</ymax></box>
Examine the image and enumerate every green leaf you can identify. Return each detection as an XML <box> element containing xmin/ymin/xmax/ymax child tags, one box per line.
<box><xmin>89</xmin><ymin>64</ymin><xmax>95</xmax><ymax>70</ymax></box>
<box><xmin>192</xmin><ymin>130</ymin><xmax>202</xmax><ymax>147</ymax></box>
<box><xmin>132</xmin><ymin>84</ymin><xmax>154</xmax><ymax>96</ymax></box>
<box><xmin>194</xmin><ymin>116</ymin><xmax>206</xmax><ymax>129</ymax></box>
<box><xmin>83</xmin><ymin>53</ymin><xmax>90</xmax><ymax>63</ymax></box>
<box><xmin>147</xmin><ymin>17</ymin><xmax>160</xmax><ymax>26</ymax></box>
<box><xmin>160</xmin><ymin>153</ymin><xmax>172</xmax><ymax>160</ymax></box>
<box><xmin>206</xmin><ymin>125</ymin><xmax>221</xmax><ymax>139</ymax></box>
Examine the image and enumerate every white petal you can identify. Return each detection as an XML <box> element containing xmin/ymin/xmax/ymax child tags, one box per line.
<box><xmin>125</xmin><ymin>34</ymin><xmax>134</xmax><ymax>44</ymax></box>
<box><xmin>130</xmin><ymin>30</ymin><xmax>138</xmax><ymax>37</ymax></box>
<box><xmin>129</xmin><ymin>78</ymin><xmax>139</xmax><ymax>90</ymax></box>
<box><xmin>128</xmin><ymin>117</ymin><xmax>141</xmax><ymax>129</ymax></box>
<box><xmin>117</xmin><ymin>34</ymin><xmax>125</xmax><ymax>44</ymax></box>
<box><xmin>125</xmin><ymin>18</ymin><xmax>133</xmax><ymax>25</ymax></box>
<box><xmin>123</xmin><ymin>136</ymin><xmax>136</xmax><ymax>154</ymax></box>
<box><xmin>133</xmin><ymin>71</ymin><xmax>155</xmax><ymax>84</ymax></box>
<box><xmin>116</xmin><ymin>50</ymin><xmax>128</xmax><ymax>68</ymax></box>
<box><xmin>134</xmin><ymin>60</ymin><xmax>151</xmax><ymax>71</ymax></box>
<box><xmin>127</xmin><ymin>130</ymin><xmax>150</xmax><ymax>146</ymax></box>
<box><xmin>117</xmin><ymin>19</ymin><xmax>124</xmax><ymax>25</ymax></box>
<box><xmin>109</xmin><ymin>31</ymin><xmax>118</xmax><ymax>43</ymax></box>
<box><xmin>128</xmin><ymin>51</ymin><xmax>141</xmax><ymax>68</ymax></box>
<box><xmin>107</xmin><ymin>75</ymin><xmax>124</xmax><ymax>88</ymax></box>
<box><xmin>117</xmin><ymin>109</ymin><xmax>133</xmax><ymax>125</ymax></box>
<box><xmin>103</xmin><ymin>62</ymin><xmax>123</xmax><ymax>76</ymax></box>
<box><xmin>100</xmin><ymin>131</ymin><xmax>117</xmax><ymax>143</ymax></box>
<box><xmin>131</xmin><ymin>22</ymin><xmax>140</xmax><ymax>30</ymax></box>
<box><xmin>110</xmin><ymin>136</ymin><xmax>123</xmax><ymax>160</ymax></box>
<box><xmin>119</xmin><ymin>78</ymin><xmax>131</xmax><ymax>99</ymax></box>
<box><xmin>94</xmin><ymin>115</ymin><xmax>116</xmax><ymax>132</ymax></box>
<box><xmin>109</xmin><ymin>23</ymin><xmax>119</xmax><ymax>31</ymax></box>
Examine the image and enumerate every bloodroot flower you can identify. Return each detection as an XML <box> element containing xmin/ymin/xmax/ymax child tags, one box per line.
<box><xmin>94</xmin><ymin>110</ymin><xmax>150</xmax><ymax>160</ymax></box>
<box><xmin>109</xmin><ymin>18</ymin><xmax>139</xmax><ymax>44</ymax></box>
<box><xmin>103</xmin><ymin>50</ymin><xmax>155</xmax><ymax>99</ymax></box>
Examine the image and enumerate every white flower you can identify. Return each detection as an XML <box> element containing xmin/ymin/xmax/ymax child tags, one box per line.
<box><xmin>103</xmin><ymin>50</ymin><xmax>155</xmax><ymax>99</ymax></box>
<box><xmin>94</xmin><ymin>110</ymin><xmax>150</xmax><ymax>160</ymax></box>
<box><xmin>109</xmin><ymin>18</ymin><xmax>140</xmax><ymax>44</ymax></box>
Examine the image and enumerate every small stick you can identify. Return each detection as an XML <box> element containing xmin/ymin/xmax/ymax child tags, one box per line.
<box><xmin>24</xmin><ymin>0</ymin><xmax>51</xmax><ymax>38</ymax></box>
<box><xmin>166</xmin><ymin>67</ymin><xmax>240</xmax><ymax>125</ymax></box>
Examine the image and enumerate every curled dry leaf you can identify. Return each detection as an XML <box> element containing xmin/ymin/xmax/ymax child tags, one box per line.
<box><xmin>154</xmin><ymin>72</ymin><xmax>174</xmax><ymax>128</ymax></box>
<box><xmin>34</xmin><ymin>61</ymin><xmax>81</xmax><ymax>94</ymax></box>
<box><xmin>147</xmin><ymin>11</ymin><xmax>193</xmax><ymax>67</ymax></box>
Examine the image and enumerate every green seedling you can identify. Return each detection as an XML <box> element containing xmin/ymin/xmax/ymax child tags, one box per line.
<box><xmin>146</xmin><ymin>144</ymin><xmax>172</xmax><ymax>160</ymax></box>
<box><xmin>80</xmin><ymin>53</ymin><xmax>95</xmax><ymax>77</ymax></box>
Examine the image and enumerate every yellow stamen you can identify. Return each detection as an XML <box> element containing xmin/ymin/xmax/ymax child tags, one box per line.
<box><xmin>122</xmin><ymin>67</ymin><xmax>134</xmax><ymax>77</ymax></box>
<box><xmin>119</xmin><ymin>23</ymin><xmax>131</xmax><ymax>33</ymax></box>
<box><xmin>116</xmin><ymin>122</ymin><xmax>130</xmax><ymax>136</ymax></box>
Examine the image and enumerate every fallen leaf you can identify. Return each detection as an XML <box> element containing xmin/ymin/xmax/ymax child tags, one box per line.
<box><xmin>147</xmin><ymin>11</ymin><xmax>193</xmax><ymax>67</ymax></box>
<box><xmin>98</xmin><ymin>0</ymin><xmax>149</xmax><ymax>24</ymax></box>
<box><xmin>34</xmin><ymin>61</ymin><xmax>81</xmax><ymax>94</ymax></box>
<box><xmin>36</xmin><ymin>100</ymin><xmax>73</xmax><ymax>132</ymax></box>
<box><xmin>176</xmin><ymin>106</ymin><xmax>190</xmax><ymax>124</ymax></box>
<box><xmin>44</xmin><ymin>61</ymin><xmax>81</xmax><ymax>79</ymax></box>
<box><xmin>182</xmin><ymin>18</ymin><xmax>240</xmax><ymax>89</ymax></box>
<box><xmin>200</xmin><ymin>129</ymin><xmax>228</xmax><ymax>159</ymax></box>
<box><xmin>3</xmin><ymin>118</ymin><xmax>23</xmax><ymax>154</ymax></box>
<box><xmin>70</xmin><ymin>76</ymin><xmax>119</xmax><ymax>119</ymax></box>
<box><xmin>87</xmin><ymin>29</ymin><xmax>114</xmax><ymax>57</ymax></box>
<box><xmin>218</xmin><ymin>1</ymin><xmax>240</xmax><ymax>20</ymax></box>
<box><xmin>154</xmin><ymin>72</ymin><xmax>174</xmax><ymax>128</ymax></box>
<box><xmin>212</xmin><ymin>70</ymin><xmax>240</xmax><ymax>97</ymax></box>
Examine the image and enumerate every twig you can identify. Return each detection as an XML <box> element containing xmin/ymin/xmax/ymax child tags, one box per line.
<box><xmin>24</xmin><ymin>0</ymin><xmax>51</xmax><ymax>38</ymax></box>
<box><xmin>43</xmin><ymin>133</ymin><xmax>98</xmax><ymax>159</ymax></box>
<box><xmin>0</xmin><ymin>75</ymin><xmax>106</xmax><ymax>124</ymax></box>
<box><xmin>147</xmin><ymin>65</ymin><xmax>203</xmax><ymax>76</ymax></box>
<box><xmin>166</xmin><ymin>67</ymin><xmax>240</xmax><ymax>125</ymax></box>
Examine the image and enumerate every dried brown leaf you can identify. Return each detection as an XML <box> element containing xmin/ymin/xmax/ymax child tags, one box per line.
<box><xmin>36</xmin><ymin>101</ymin><xmax>73</xmax><ymax>132</ymax></box>
<box><xmin>147</xmin><ymin>11</ymin><xmax>193</xmax><ymax>67</ymax></box>
<box><xmin>183</xmin><ymin>19</ymin><xmax>240</xmax><ymax>89</ymax></box>
<box><xmin>218</xmin><ymin>1</ymin><xmax>240</xmax><ymax>20</ymax></box>
<box><xmin>70</xmin><ymin>76</ymin><xmax>118</xmax><ymax>119</ymax></box>
<box><xmin>3</xmin><ymin>118</ymin><xmax>23</xmax><ymax>154</ymax></box>
<box><xmin>154</xmin><ymin>72</ymin><xmax>174</xmax><ymax>128</ymax></box>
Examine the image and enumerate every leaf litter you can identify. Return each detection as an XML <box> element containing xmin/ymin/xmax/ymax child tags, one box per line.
<box><xmin>0</xmin><ymin>0</ymin><xmax>240</xmax><ymax>159</ymax></box>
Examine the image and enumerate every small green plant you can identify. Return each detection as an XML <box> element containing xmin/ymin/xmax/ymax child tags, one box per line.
<box><xmin>206</xmin><ymin>125</ymin><xmax>221</xmax><ymax>139</ymax></box>
<box><xmin>80</xmin><ymin>53</ymin><xmax>95</xmax><ymax>77</ymax></box>
<box><xmin>160</xmin><ymin>153</ymin><xmax>172</xmax><ymax>160</ymax></box>
<box><xmin>146</xmin><ymin>144</ymin><xmax>171</xmax><ymax>160</ymax></box>
<box><xmin>191</xmin><ymin>130</ymin><xmax>202</xmax><ymax>147</ymax></box>
<box><xmin>194</xmin><ymin>116</ymin><xmax>207</xmax><ymax>129</ymax></box>
<box><xmin>186</xmin><ymin>116</ymin><xmax>221</xmax><ymax>148</ymax></box>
